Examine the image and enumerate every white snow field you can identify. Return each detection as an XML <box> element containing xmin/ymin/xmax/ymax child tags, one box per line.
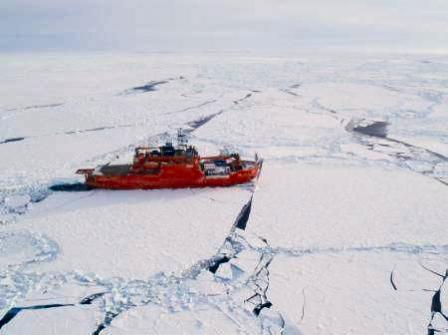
<box><xmin>1</xmin><ymin>53</ymin><xmax>448</xmax><ymax>334</ymax></box>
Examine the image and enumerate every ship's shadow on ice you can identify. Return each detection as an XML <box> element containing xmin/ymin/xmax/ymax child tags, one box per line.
<box><xmin>49</xmin><ymin>182</ymin><xmax>93</xmax><ymax>192</ymax></box>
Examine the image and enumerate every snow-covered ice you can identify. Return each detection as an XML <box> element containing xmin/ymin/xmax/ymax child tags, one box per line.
<box><xmin>13</xmin><ymin>188</ymin><xmax>251</xmax><ymax>278</ymax></box>
<box><xmin>1</xmin><ymin>53</ymin><xmax>448</xmax><ymax>334</ymax></box>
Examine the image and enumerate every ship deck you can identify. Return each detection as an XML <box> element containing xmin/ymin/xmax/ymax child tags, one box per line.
<box><xmin>99</xmin><ymin>164</ymin><xmax>132</xmax><ymax>176</ymax></box>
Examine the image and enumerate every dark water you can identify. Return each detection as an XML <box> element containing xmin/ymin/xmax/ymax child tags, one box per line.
<box><xmin>352</xmin><ymin>121</ymin><xmax>389</xmax><ymax>138</ymax></box>
<box><xmin>0</xmin><ymin>137</ymin><xmax>25</xmax><ymax>144</ymax></box>
<box><xmin>132</xmin><ymin>80</ymin><xmax>168</xmax><ymax>93</ymax></box>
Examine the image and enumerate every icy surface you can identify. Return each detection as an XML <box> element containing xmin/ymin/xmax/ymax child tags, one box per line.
<box><xmin>1</xmin><ymin>53</ymin><xmax>448</xmax><ymax>334</ymax></box>
<box><xmin>13</xmin><ymin>188</ymin><xmax>251</xmax><ymax>278</ymax></box>
<box><xmin>1</xmin><ymin>306</ymin><xmax>97</xmax><ymax>335</ymax></box>
<box><xmin>249</xmin><ymin>163</ymin><xmax>448</xmax><ymax>249</ymax></box>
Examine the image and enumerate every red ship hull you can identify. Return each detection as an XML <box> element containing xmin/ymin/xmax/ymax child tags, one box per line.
<box><xmin>78</xmin><ymin>159</ymin><xmax>262</xmax><ymax>190</ymax></box>
<box><xmin>77</xmin><ymin>136</ymin><xmax>262</xmax><ymax>190</ymax></box>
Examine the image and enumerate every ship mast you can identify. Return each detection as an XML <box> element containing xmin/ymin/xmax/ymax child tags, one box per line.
<box><xmin>177</xmin><ymin>128</ymin><xmax>188</xmax><ymax>148</ymax></box>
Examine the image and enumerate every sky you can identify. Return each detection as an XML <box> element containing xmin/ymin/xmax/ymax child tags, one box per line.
<box><xmin>1</xmin><ymin>0</ymin><xmax>448</xmax><ymax>53</ymax></box>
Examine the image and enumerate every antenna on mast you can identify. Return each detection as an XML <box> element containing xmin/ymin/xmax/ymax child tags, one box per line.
<box><xmin>177</xmin><ymin>128</ymin><xmax>188</xmax><ymax>147</ymax></box>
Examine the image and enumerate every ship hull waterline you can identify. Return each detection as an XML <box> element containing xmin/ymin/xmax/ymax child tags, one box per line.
<box><xmin>80</xmin><ymin>161</ymin><xmax>263</xmax><ymax>190</ymax></box>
